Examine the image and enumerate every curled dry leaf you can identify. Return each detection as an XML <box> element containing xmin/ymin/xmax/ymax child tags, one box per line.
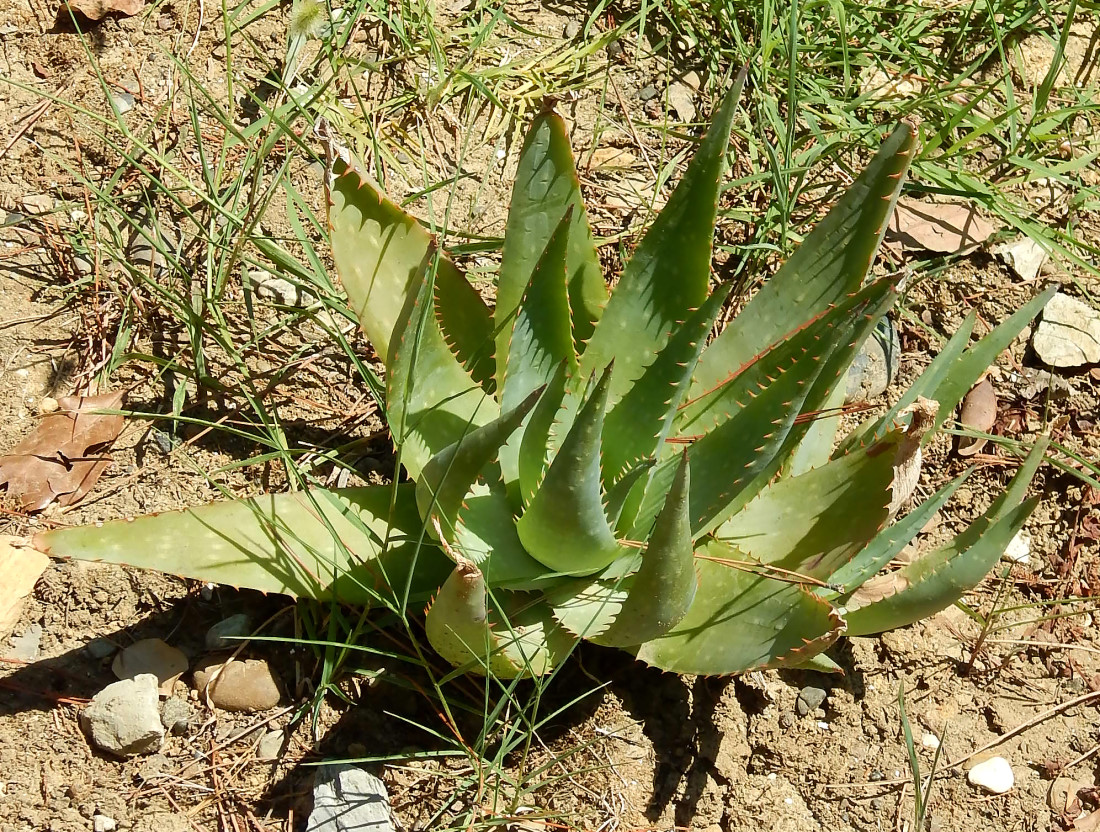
<box><xmin>0</xmin><ymin>391</ymin><xmax>124</xmax><ymax>512</ymax></box>
<box><xmin>957</xmin><ymin>378</ymin><xmax>998</xmax><ymax>456</ymax></box>
<box><xmin>886</xmin><ymin>197</ymin><xmax>997</xmax><ymax>254</ymax></box>
<box><xmin>59</xmin><ymin>0</ymin><xmax>143</xmax><ymax>20</ymax></box>
<box><xmin>0</xmin><ymin>536</ymin><xmax>49</xmax><ymax>641</ymax></box>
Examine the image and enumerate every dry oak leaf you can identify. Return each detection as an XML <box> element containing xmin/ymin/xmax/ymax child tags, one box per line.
<box><xmin>887</xmin><ymin>197</ymin><xmax>997</xmax><ymax>254</ymax></box>
<box><xmin>0</xmin><ymin>536</ymin><xmax>49</xmax><ymax>641</ymax></box>
<box><xmin>957</xmin><ymin>378</ymin><xmax>998</xmax><ymax>457</ymax></box>
<box><xmin>61</xmin><ymin>0</ymin><xmax>143</xmax><ymax>20</ymax></box>
<box><xmin>0</xmin><ymin>391</ymin><xmax>124</xmax><ymax>512</ymax></box>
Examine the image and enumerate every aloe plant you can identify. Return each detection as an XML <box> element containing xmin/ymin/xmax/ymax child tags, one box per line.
<box><xmin>32</xmin><ymin>79</ymin><xmax>1053</xmax><ymax>678</ymax></box>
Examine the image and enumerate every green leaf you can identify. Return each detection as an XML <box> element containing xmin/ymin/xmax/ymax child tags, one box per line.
<box><xmin>824</xmin><ymin>472</ymin><xmax>970</xmax><ymax>597</ymax></box>
<box><xmin>517</xmin><ymin>365</ymin><xmax>625</xmax><ymax>575</ymax></box>
<box><xmin>496</xmin><ymin>106</ymin><xmax>606</xmax><ymax>382</ymax></box>
<box><xmin>415</xmin><ymin>389</ymin><xmax>541</xmax><ymax>542</ymax></box>
<box><xmin>595</xmin><ymin>453</ymin><xmax>696</xmax><ymax>647</ymax></box>
<box><xmin>425</xmin><ymin>560</ymin><xmax>574</xmax><ymax>678</ymax></box>
<box><xmin>633</xmin><ymin>540</ymin><xmax>844</xmax><ymax>675</ymax></box>
<box><xmin>716</xmin><ymin>431</ymin><xmax>898</xmax><ymax>580</ymax></box>
<box><xmin>843</xmin><ymin>439</ymin><xmax>1047</xmax><ymax>635</ymax></box>
<box><xmin>601</xmin><ymin>286</ymin><xmax>730</xmax><ymax>485</ymax></box>
<box><xmin>453</xmin><ymin>476</ymin><xmax>557</xmax><ymax>591</ymax></box>
<box><xmin>387</xmin><ymin>255</ymin><xmax>499</xmax><ymax>478</ymax></box>
<box><xmin>517</xmin><ymin>361</ymin><xmax>568</xmax><ymax>506</ymax></box>
<box><xmin>655</xmin><ymin>275</ymin><xmax>898</xmax><ymax>538</ymax></box>
<box><xmin>328</xmin><ymin>159</ymin><xmax>497</xmax><ymax>478</ymax></box>
<box><xmin>580</xmin><ymin>74</ymin><xmax>746</xmax><ymax>402</ymax></box>
<box><xmin>33</xmin><ymin>485</ymin><xmax>450</xmax><ymax>605</ymax></box>
<box><xmin>434</xmin><ymin>266</ymin><xmax>496</xmax><ymax>393</ymax></box>
<box><xmin>693</xmin><ymin>122</ymin><xmax>915</xmax><ymax>395</ymax></box>
<box><xmin>604</xmin><ymin>457</ymin><xmax>655</xmax><ymax>532</ymax></box>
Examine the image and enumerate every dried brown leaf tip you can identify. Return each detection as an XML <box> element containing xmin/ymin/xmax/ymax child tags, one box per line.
<box><xmin>59</xmin><ymin>0</ymin><xmax>143</xmax><ymax>20</ymax></box>
<box><xmin>0</xmin><ymin>391</ymin><xmax>124</xmax><ymax>511</ymax></box>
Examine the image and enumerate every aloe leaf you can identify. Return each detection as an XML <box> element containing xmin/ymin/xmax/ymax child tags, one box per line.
<box><xmin>843</xmin><ymin>439</ymin><xmax>1047</xmax><ymax>636</ymax></box>
<box><xmin>328</xmin><ymin>159</ymin><xmax>495</xmax><ymax>478</ymax></box>
<box><xmin>452</xmin><ymin>477</ymin><xmax>557</xmax><ymax>591</ymax></box>
<box><xmin>716</xmin><ymin>431</ymin><xmax>898</xmax><ymax>580</ymax></box>
<box><xmin>415</xmin><ymin>389</ymin><xmax>541</xmax><ymax>542</ymax></box>
<box><xmin>787</xmin><ymin>652</ymin><xmax>844</xmax><ymax>674</ymax></box>
<box><xmin>823</xmin><ymin>471</ymin><xmax>970</xmax><ymax>597</ymax></box>
<box><xmin>843</xmin><ymin>497</ymin><xmax>1038</xmax><ymax>637</ymax></box>
<box><xmin>634</xmin><ymin>540</ymin><xmax>845</xmax><ymax>675</ymax></box>
<box><xmin>548</xmin><ymin>580</ymin><xmax>628</xmax><ymax>640</ymax></box>
<box><xmin>496</xmin><ymin>106</ymin><xmax>606</xmax><ymax>380</ymax></box>
<box><xmin>604</xmin><ymin>457</ymin><xmax>655</xmax><ymax>532</ymax></box>
<box><xmin>434</xmin><ymin>267</ymin><xmax>496</xmax><ymax>392</ymax></box>
<box><xmin>601</xmin><ymin>286</ymin><xmax>730</xmax><ymax>485</ymax></box>
<box><xmin>387</xmin><ymin>256</ymin><xmax>499</xmax><ymax>478</ymax></box>
<box><xmin>517</xmin><ymin>362</ymin><xmax>568</xmax><ymax>506</ymax></box>
<box><xmin>595</xmin><ymin>453</ymin><xmax>696</xmax><ymax>647</ymax></box>
<box><xmin>580</xmin><ymin>72</ymin><xmax>746</xmax><ymax>402</ymax></box>
<box><xmin>786</xmin><ymin>378</ymin><xmax>846</xmax><ymax>477</ymax></box>
<box><xmin>33</xmin><ymin>485</ymin><xmax>450</xmax><ymax>605</ymax></box>
<box><xmin>650</xmin><ymin>275</ymin><xmax>898</xmax><ymax>539</ymax></box>
<box><xmin>425</xmin><ymin>559</ymin><xmax>573</xmax><ymax>678</ymax></box>
<box><xmin>692</xmin><ymin>122</ymin><xmax>915</xmax><ymax>395</ymax></box>
<box><xmin>517</xmin><ymin>365</ymin><xmax>625</xmax><ymax>575</ymax></box>
<box><xmin>839</xmin><ymin>285</ymin><xmax>1056</xmax><ymax>454</ymax></box>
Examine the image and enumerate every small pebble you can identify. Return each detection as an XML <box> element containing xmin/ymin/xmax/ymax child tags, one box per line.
<box><xmin>921</xmin><ymin>732</ymin><xmax>940</xmax><ymax>750</ymax></box>
<box><xmin>967</xmin><ymin>756</ymin><xmax>1014</xmax><ymax>794</ymax></box>
<box><xmin>86</xmin><ymin>637</ymin><xmax>117</xmax><ymax>660</ymax></box>
<box><xmin>80</xmin><ymin>674</ymin><xmax>165</xmax><ymax>757</ymax></box>
<box><xmin>637</xmin><ymin>85</ymin><xmax>658</xmax><ymax>102</ymax></box>
<box><xmin>562</xmin><ymin>19</ymin><xmax>581</xmax><ymax>38</ymax></box>
<box><xmin>816</xmin><ymin>720</ymin><xmax>830</xmax><ymax>731</ymax></box>
<box><xmin>109</xmin><ymin>92</ymin><xmax>135</xmax><ymax>115</ymax></box>
<box><xmin>795</xmin><ymin>685</ymin><xmax>827</xmax><ymax>716</ymax></box>
<box><xmin>160</xmin><ymin>697</ymin><xmax>191</xmax><ymax>735</ymax></box>
<box><xmin>1003</xmin><ymin>530</ymin><xmax>1031</xmax><ymax>565</ymax></box>
<box><xmin>845</xmin><ymin>316</ymin><xmax>900</xmax><ymax>402</ymax></box>
<box><xmin>869</xmin><ymin>770</ymin><xmax>884</xmax><ymax>782</ymax></box>
<box><xmin>1032</xmin><ymin>292</ymin><xmax>1100</xmax><ymax>367</ymax></box>
<box><xmin>193</xmin><ymin>657</ymin><xmax>282</xmax><ymax>712</ymax></box>
<box><xmin>255</xmin><ymin>729</ymin><xmax>286</xmax><ymax>761</ymax></box>
<box><xmin>5</xmin><ymin>623</ymin><xmax>42</xmax><ymax>662</ymax></box>
<box><xmin>38</xmin><ymin>396</ymin><xmax>59</xmax><ymax>414</ymax></box>
<box><xmin>778</xmin><ymin>712</ymin><xmax>795</xmax><ymax>730</ymax></box>
<box><xmin>93</xmin><ymin>815</ymin><xmax>117</xmax><ymax>832</ymax></box>
<box><xmin>205</xmin><ymin>614</ymin><xmax>251</xmax><ymax>650</ymax></box>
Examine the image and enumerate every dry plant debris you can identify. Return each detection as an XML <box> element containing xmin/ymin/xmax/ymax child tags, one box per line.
<box><xmin>0</xmin><ymin>390</ymin><xmax>124</xmax><ymax>511</ymax></box>
<box><xmin>887</xmin><ymin>197</ymin><xmax>998</xmax><ymax>253</ymax></box>
<box><xmin>0</xmin><ymin>536</ymin><xmax>49</xmax><ymax>639</ymax></box>
<box><xmin>59</xmin><ymin>0</ymin><xmax>143</xmax><ymax>20</ymax></box>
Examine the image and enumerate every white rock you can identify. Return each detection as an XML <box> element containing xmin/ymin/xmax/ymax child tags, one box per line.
<box><xmin>995</xmin><ymin>237</ymin><xmax>1047</xmax><ymax>282</ymax></box>
<box><xmin>307</xmin><ymin>764</ymin><xmax>395</xmax><ymax>832</ymax></box>
<box><xmin>1032</xmin><ymin>292</ymin><xmax>1100</xmax><ymax>367</ymax></box>
<box><xmin>80</xmin><ymin>674</ymin><xmax>165</xmax><ymax>757</ymax></box>
<box><xmin>249</xmin><ymin>271</ymin><xmax>308</xmax><ymax>307</ymax></box>
<box><xmin>921</xmin><ymin>732</ymin><xmax>940</xmax><ymax>749</ymax></box>
<box><xmin>93</xmin><ymin>815</ymin><xmax>118</xmax><ymax>832</ymax></box>
<box><xmin>967</xmin><ymin>756</ymin><xmax>1014</xmax><ymax>794</ymax></box>
<box><xmin>1003</xmin><ymin>530</ymin><xmax>1031</xmax><ymax>564</ymax></box>
<box><xmin>667</xmin><ymin>83</ymin><xmax>696</xmax><ymax>122</ymax></box>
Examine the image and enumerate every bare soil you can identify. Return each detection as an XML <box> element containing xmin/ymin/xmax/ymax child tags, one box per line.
<box><xmin>2</xmin><ymin>2</ymin><xmax>1100</xmax><ymax>831</ymax></box>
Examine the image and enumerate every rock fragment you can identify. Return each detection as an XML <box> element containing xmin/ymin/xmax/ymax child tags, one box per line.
<box><xmin>80</xmin><ymin>674</ymin><xmax>165</xmax><ymax>757</ymax></box>
<box><xmin>966</xmin><ymin>756</ymin><xmax>1014</xmax><ymax>794</ymax></box>
<box><xmin>193</xmin><ymin>657</ymin><xmax>281</xmax><ymax>712</ymax></box>
<box><xmin>795</xmin><ymin>686</ymin><xmax>827</xmax><ymax>717</ymax></box>
<box><xmin>995</xmin><ymin>236</ymin><xmax>1048</xmax><ymax>282</ymax></box>
<box><xmin>306</xmin><ymin>764</ymin><xmax>396</xmax><ymax>832</ymax></box>
<box><xmin>112</xmin><ymin>638</ymin><xmax>188</xmax><ymax>696</ymax></box>
<box><xmin>1032</xmin><ymin>292</ymin><xmax>1100</xmax><ymax>367</ymax></box>
<box><xmin>205</xmin><ymin>614</ymin><xmax>251</xmax><ymax>650</ymax></box>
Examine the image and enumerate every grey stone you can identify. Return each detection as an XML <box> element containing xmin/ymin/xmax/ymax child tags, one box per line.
<box><xmin>778</xmin><ymin>712</ymin><xmax>796</xmax><ymax>730</ymax></box>
<box><xmin>109</xmin><ymin>92</ymin><xmax>135</xmax><ymax>115</ymax></box>
<box><xmin>845</xmin><ymin>316</ymin><xmax>900</xmax><ymax>402</ymax></box>
<box><xmin>637</xmin><ymin>85</ymin><xmax>658</xmax><ymax>102</ymax></box>
<box><xmin>256</xmin><ymin>729</ymin><xmax>286</xmax><ymax>761</ymax></box>
<box><xmin>667</xmin><ymin>82</ymin><xmax>696</xmax><ymax>122</ymax></box>
<box><xmin>5</xmin><ymin>623</ymin><xmax>42</xmax><ymax>662</ymax></box>
<box><xmin>796</xmin><ymin>686</ymin><xmax>827</xmax><ymax>717</ymax></box>
<box><xmin>995</xmin><ymin>236</ymin><xmax>1047</xmax><ymax>282</ymax></box>
<box><xmin>80</xmin><ymin>674</ymin><xmax>165</xmax><ymax>757</ymax></box>
<box><xmin>205</xmin><ymin>614</ymin><xmax>251</xmax><ymax>650</ymax></box>
<box><xmin>160</xmin><ymin>697</ymin><xmax>191</xmax><ymax>735</ymax></box>
<box><xmin>307</xmin><ymin>764</ymin><xmax>395</xmax><ymax>832</ymax></box>
<box><xmin>248</xmin><ymin>271</ymin><xmax>308</xmax><ymax>307</ymax></box>
<box><xmin>562</xmin><ymin>19</ymin><xmax>581</xmax><ymax>39</ymax></box>
<box><xmin>1032</xmin><ymin>292</ymin><xmax>1100</xmax><ymax>367</ymax></box>
<box><xmin>86</xmin><ymin>638</ymin><xmax>117</xmax><ymax>660</ymax></box>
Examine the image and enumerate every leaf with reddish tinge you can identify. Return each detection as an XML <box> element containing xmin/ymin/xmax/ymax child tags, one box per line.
<box><xmin>0</xmin><ymin>391</ymin><xmax>124</xmax><ymax>511</ymax></box>
<box><xmin>886</xmin><ymin>198</ymin><xmax>997</xmax><ymax>253</ymax></box>
<box><xmin>957</xmin><ymin>379</ymin><xmax>997</xmax><ymax>456</ymax></box>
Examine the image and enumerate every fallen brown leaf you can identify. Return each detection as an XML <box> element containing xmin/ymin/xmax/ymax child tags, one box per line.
<box><xmin>60</xmin><ymin>0</ymin><xmax>143</xmax><ymax>20</ymax></box>
<box><xmin>887</xmin><ymin>197</ymin><xmax>997</xmax><ymax>254</ymax></box>
<box><xmin>0</xmin><ymin>536</ymin><xmax>49</xmax><ymax>641</ymax></box>
<box><xmin>957</xmin><ymin>378</ymin><xmax>998</xmax><ymax>456</ymax></box>
<box><xmin>0</xmin><ymin>391</ymin><xmax>124</xmax><ymax>512</ymax></box>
